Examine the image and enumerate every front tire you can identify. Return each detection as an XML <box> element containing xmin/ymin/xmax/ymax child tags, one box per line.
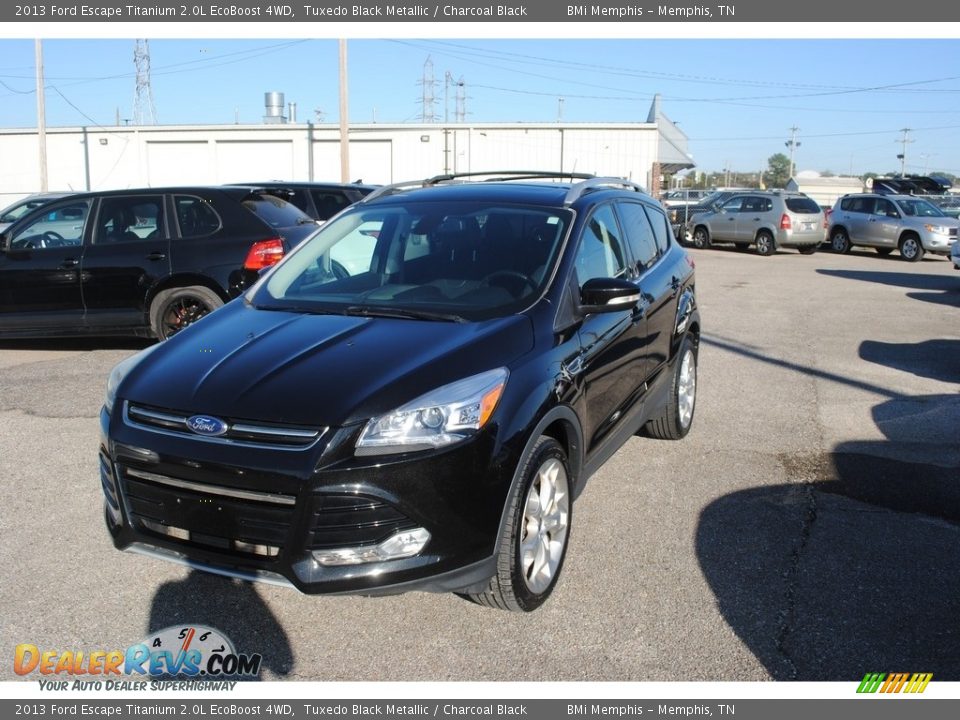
<box><xmin>469</xmin><ymin>436</ymin><xmax>572</xmax><ymax>612</ymax></box>
<box><xmin>831</xmin><ymin>228</ymin><xmax>851</xmax><ymax>254</ymax></box>
<box><xmin>692</xmin><ymin>226</ymin><xmax>711</xmax><ymax>249</ymax></box>
<box><xmin>797</xmin><ymin>244</ymin><xmax>818</xmax><ymax>255</ymax></box>
<box><xmin>646</xmin><ymin>334</ymin><xmax>698</xmax><ymax>440</ymax></box>
<box><xmin>150</xmin><ymin>286</ymin><xmax>224</xmax><ymax>340</ymax></box>
<box><xmin>899</xmin><ymin>234</ymin><xmax>925</xmax><ymax>262</ymax></box>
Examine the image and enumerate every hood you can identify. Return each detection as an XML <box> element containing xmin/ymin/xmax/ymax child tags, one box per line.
<box><xmin>121</xmin><ymin>301</ymin><xmax>534</xmax><ymax>427</ymax></box>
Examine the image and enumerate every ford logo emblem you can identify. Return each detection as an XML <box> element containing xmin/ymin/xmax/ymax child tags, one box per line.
<box><xmin>186</xmin><ymin>415</ymin><xmax>229</xmax><ymax>437</ymax></box>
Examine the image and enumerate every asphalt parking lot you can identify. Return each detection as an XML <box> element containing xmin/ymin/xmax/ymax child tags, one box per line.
<box><xmin>1</xmin><ymin>244</ymin><xmax>958</xmax><ymax>682</ymax></box>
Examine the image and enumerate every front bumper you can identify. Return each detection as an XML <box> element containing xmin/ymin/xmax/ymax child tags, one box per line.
<box><xmin>920</xmin><ymin>233</ymin><xmax>956</xmax><ymax>255</ymax></box>
<box><xmin>99</xmin><ymin>403</ymin><xmax>514</xmax><ymax>596</ymax></box>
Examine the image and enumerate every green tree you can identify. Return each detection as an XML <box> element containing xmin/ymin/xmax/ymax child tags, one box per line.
<box><xmin>766</xmin><ymin>153</ymin><xmax>791</xmax><ymax>188</ymax></box>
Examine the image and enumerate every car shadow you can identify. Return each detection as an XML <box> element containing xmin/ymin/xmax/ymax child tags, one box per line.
<box><xmin>697</xmin><ymin>392</ymin><xmax>960</xmax><ymax>680</ymax></box>
<box><xmin>148</xmin><ymin>570</ymin><xmax>294</xmax><ymax>680</ymax></box>
<box><xmin>817</xmin><ymin>268</ymin><xmax>960</xmax><ymax>308</ymax></box>
<box><xmin>859</xmin><ymin>338</ymin><xmax>960</xmax><ymax>384</ymax></box>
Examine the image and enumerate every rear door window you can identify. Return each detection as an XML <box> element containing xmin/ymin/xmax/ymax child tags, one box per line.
<box><xmin>644</xmin><ymin>205</ymin><xmax>672</xmax><ymax>254</ymax></box>
<box><xmin>311</xmin><ymin>190</ymin><xmax>352</xmax><ymax>221</ymax></box>
<box><xmin>617</xmin><ymin>201</ymin><xmax>659</xmax><ymax>270</ymax></box>
<box><xmin>94</xmin><ymin>196</ymin><xmax>165</xmax><ymax>244</ymax></box>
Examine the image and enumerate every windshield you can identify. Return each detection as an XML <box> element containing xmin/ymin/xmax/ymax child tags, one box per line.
<box><xmin>896</xmin><ymin>198</ymin><xmax>947</xmax><ymax>218</ymax></box>
<box><xmin>253</xmin><ymin>201</ymin><xmax>571</xmax><ymax>322</ymax></box>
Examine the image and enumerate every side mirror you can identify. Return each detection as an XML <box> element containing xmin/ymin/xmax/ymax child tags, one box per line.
<box><xmin>580</xmin><ymin>277</ymin><xmax>640</xmax><ymax>314</ymax></box>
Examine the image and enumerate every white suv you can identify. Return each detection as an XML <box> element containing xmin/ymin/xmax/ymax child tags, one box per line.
<box><xmin>828</xmin><ymin>193</ymin><xmax>960</xmax><ymax>261</ymax></box>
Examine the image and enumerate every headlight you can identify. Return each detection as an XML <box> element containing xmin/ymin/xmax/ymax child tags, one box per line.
<box><xmin>356</xmin><ymin>368</ymin><xmax>508</xmax><ymax>456</ymax></box>
<box><xmin>103</xmin><ymin>345</ymin><xmax>159</xmax><ymax>415</ymax></box>
<box><xmin>924</xmin><ymin>224</ymin><xmax>951</xmax><ymax>235</ymax></box>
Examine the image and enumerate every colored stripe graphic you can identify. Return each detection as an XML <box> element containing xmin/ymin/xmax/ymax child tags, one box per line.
<box><xmin>857</xmin><ymin>672</ymin><xmax>932</xmax><ymax>694</ymax></box>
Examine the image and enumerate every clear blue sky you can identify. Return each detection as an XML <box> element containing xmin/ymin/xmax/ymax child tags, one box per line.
<box><xmin>1</xmin><ymin>38</ymin><xmax>958</xmax><ymax>177</ymax></box>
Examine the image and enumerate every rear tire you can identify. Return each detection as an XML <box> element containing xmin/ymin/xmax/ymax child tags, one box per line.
<box><xmin>755</xmin><ymin>230</ymin><xmax>776</xmax><ymax>256</ymax></box>
<box><xmin>646</xmin><ymin>334</ymin><xmax>698</xmax><ymax>440</ymax></box>
<box><xmin>150</xmin><ymin>286</ymin><xmax>223</xmax><ymax>340</ymax></box>
<box><xmin>797</xmin><ymin>244</ymin><xmax>817</xmax><ymax>255</ymax></box>
<box><xmin>469</xmin><ymin>436</ymin><xmax>572</xmax><ymax>612</ymax></box>
<box><xmin>899</xmin><ymin>234</ymin><xmax>924</xmax><ymax>262</ymax></box>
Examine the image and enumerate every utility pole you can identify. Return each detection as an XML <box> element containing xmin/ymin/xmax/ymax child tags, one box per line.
<box><xmin>896</xmin><ymin>128</ymin><xmax>913</xmax><ymax>176</ymax></box>
<box><xmin>557</xmin><ymin>97</ymin><xmax>564</xmax><ymax>123</ymax></box>
<box><xmin>785</xmin><ymin>126</ymin><xmax>801</xmax><ymax>181</ymax></box>
<box><xmin>35</xmin><ymin>40</ymin><xmax>48</xmax><ymax>192</ymax></box>
<box><xmin>338</xmin><ymin>39</ymin><xmax>349</xmax><ymax>183</ymax></box>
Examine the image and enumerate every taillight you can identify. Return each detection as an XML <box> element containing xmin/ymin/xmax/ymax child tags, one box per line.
<box><xmin>823</xmin><ymin>209</ymin><xmax>832</xmax><ymax>228</ymax></box>
<box><xmin>243</xmin><ymin>237</ymin><xmax>285</xmax><ymax>271</ymax></box>
<box><xmin>779</xmin><ymin>213</ymin><xmax>792</xmax><ymax>230</ymax></box>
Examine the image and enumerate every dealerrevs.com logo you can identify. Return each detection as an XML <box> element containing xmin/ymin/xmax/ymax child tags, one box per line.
<box><xmin>14</xmin><ymin>626</ymin><xmax>262</xmax><ymax>689</ymax></box>
<box><xmin>857</xmin><ymin>672</ymin><xmax>933</xmax><ymax>694</ymax></box>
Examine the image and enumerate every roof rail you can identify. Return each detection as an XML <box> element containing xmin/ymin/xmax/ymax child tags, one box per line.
<box><xmin>358</xmin><ymin>170</ymin><xmax>599</xmax><ymax>205</ymax></box>
<box><xmin>426</xmin><ymin>170</ymin><xmax>596</xmax><ymax>184</ymax></box>
<box><xmin>563</xmin><ymin>177</ymin><xmax>647</xmax><ymax>206</ymax></box>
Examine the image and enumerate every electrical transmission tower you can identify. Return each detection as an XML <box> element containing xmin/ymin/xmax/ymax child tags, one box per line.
<box><xmin>133</xmin><ymin>39</ymin><xmax>158</xmax><ymax>125</ymax></box>
<box><xmin>454</xmin><ymin>76</ymin><xmax>467</xmax><ymax>123</ymax></box>
<box><xmin>418</xmin><ymin>56</ymin><xmax>438</xmax><ymax>123</ymax></box>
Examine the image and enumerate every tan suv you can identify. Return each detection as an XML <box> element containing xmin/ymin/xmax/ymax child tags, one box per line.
<box><xmin>687</xmin><ymin>191</ymin><xmax>823</xmax><ymax>256</ymax></box>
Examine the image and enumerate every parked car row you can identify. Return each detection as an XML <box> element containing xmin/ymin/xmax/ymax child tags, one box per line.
<box><xmin>672</xmin><ymin>187</ymin><xmax>959</xmax><ymax>262</ymax></box>
<box><xmin>0</xmin><ymin>182</ymin><xmax>372</xmax><ymax>340</ymax></box>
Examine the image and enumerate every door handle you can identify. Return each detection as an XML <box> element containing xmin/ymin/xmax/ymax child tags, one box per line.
<box><xmin>146</xmin><ymin>252</ymin><xmax>167</xmax><ymax>261</ymax></box>
<box><xmin>59</xmin><ymin>259</ymin><xmax>79</xmax><ymax>269</ymax></box>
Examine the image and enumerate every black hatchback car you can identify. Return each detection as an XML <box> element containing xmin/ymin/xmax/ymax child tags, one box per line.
<box><xmin>100</xmin><ymin>172</ymin><xmax>700</xmax><ymax>611</ymax></box>
<box><xmin>0</xmin><ymin>186</ymin><xmax>315</xmax><ymax>340</ymax></box>
<box><xmin>230</xmin><ymin>181</ymin><xmax>378</xmax><ymax>222</ymax></box>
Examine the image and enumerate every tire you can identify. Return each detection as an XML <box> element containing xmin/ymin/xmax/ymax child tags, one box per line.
<box><xmin>875</xmin><ymin>247</ymin><xmax>894</xmax><ymax>257</ymax></box>
<box><xmin>797</xmin><ymin>244</ymin><xmax>818</xmax><ymax>255</ymax></box>
<box><xmin>150</xmin><ymin>286</ymin><xmax>224</xmax><ymax>340</ymax></box>
<box><xmin>646</xmin><ymin>334</ymin><xmax>698</xmax><ymax>440</ymax></box>
<box><xmin>692</xmin><ymin>226</ymin><xmax>711</xmax><ymax>249</ymax></box>
<box><xmin>830</xmin><ymin>228</ymin><xmax>851</xmax><ymax>254</ymax></box>
<box><xmin>898</xmin><ymin>234</ymin><xmax>925</xmax><ymax>262</ymax></box>
<box><xmin>755</xmin><ymin>230</ymin><xmax>776</xmax><ymax>256</ymax></box>
<box><xmin>469</xmin><ymin>436</ymin><xmax>572</xmax><ymax>612</ymax></box>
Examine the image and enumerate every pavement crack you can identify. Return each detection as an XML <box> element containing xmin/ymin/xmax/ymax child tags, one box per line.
<box><xmin>773</xmin><ymin>477</ymin><xmax>818</xmax><ymax>680</ymax></box>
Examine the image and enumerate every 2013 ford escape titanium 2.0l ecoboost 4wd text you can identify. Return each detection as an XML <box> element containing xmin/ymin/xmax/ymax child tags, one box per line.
<box><xmin>99</xmin><ymin>173</ymin><xmax>701</xmax><ymax>612</ymax></box>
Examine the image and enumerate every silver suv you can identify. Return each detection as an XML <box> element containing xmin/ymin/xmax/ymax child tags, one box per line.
<box><xmin>828</xmin><ymin>193</ymin><xmax>960</xmax><ymax>261</ymax></box>
<box><xmin>687</xmin><ymin>191</ymin><xmax>823</xmax><ymax>256</ymax></box>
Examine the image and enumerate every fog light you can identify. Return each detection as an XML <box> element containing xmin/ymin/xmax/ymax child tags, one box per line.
<box><xmin>312</xmin><ymin>528</ymin><xmax>431</xmax><ymax>566</ymax></box>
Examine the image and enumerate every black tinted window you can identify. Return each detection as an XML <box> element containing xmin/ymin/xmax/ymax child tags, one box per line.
<box><xmin>95</xmin><ymin>196</ymin><xmax>164</xmax><ymax>244</ymax></box>
<box><xmin>175</xmin><ymin>196</ymin><xmax>222</xmax><ymax>238</ymax></box>
<box><xmin>576</xmin><ymin>204</ymin><xmax>627</xmax><ymax>283</ymax></box>
<box><xmin>243</xmin><ymin>192</ymin><xmax>313</xmax><ymax>229</ymax></box>
<box><xmin>644</xmin><ymin>205</ymin><xmax>672</xmax><ymax>254</ymax></box>
<box><xmin>617</xmin><ymin>202</ymin><xmax>658</xmax><ymax>269</ymax></box>
<box><xmin>785</xmin><ymin>197</ymin><xmax>822</xmax><ymax>214</ymax></box>
<box><xmin>311</xmin><ymin>191</ymin><xmax>351</xmax><ymax>221</ymax></box>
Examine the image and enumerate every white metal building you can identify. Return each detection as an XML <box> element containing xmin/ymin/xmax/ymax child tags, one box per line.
<box><xmin>786</xmin><ymin>174</ymin><xmax>864</xmax><ymax>208</ymax></box>
<box><xmin>0</xmin><ymin>98</ymin><xmax>693</xmax><ymax>206</ymax></box>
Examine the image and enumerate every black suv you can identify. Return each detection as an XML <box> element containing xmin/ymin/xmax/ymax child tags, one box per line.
<box><xmin>99</xmin><ymin>172</ymin><xmax>700</xmax><ymax>612</ymax></box>
<box><xmin>0</xmin><ymin>186</ymin><xmax>316</xmax><ymax>339</ymax></box>
<box><xmin>231</xmin><ymin>181</ymin><xmax>378</xmax><ymax>222</ymax></box>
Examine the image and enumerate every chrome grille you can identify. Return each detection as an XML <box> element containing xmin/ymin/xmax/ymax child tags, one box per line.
<box><xmin>125</xmin><ymin>402</ymin><xmax>325</xmax><ymax>449</ymax></box>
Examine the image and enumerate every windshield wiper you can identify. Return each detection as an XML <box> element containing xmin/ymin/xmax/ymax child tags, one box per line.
<box><xmin>345</xmin><ymin>305</ymin><xmax>467</xmax><ymax>323</ymax></box>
